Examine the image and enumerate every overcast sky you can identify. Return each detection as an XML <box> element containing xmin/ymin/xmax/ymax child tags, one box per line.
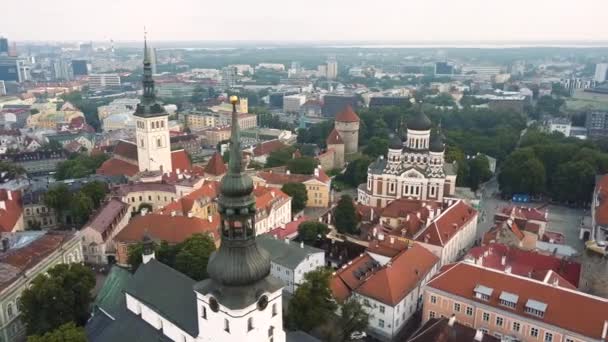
<box><xmin>3</xmin><ymin>0</ymin><xmax>606</xmax><ymax>42</ymax></box>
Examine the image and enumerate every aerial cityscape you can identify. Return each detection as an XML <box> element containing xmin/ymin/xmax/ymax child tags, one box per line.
<box><xmin>1</xmin><ymin>1</ymin><xmax>608</xmax><ymax>342</ymax></box>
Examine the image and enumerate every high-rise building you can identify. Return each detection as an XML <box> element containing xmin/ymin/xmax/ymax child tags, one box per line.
<box><xmin>594</xmin><ymin>63</ymin><xmax>608</xmax><ymax>83</ymax></box>
<box><xmin>134</xmin><ymin>39</ymin><xmax>172</xmax><ymax>173</ymax></box>
<box><xmin>71</xmin><ymin>60</ymin><xmax>89</xmax><ymax>76</ymax></box>
<box><xmin>52</xmin><ymin>59</ymin><xmax>73</xmax><ymax>81</ymax></box>
<box><xmin>326</xmin><ymin>58</ymin><xmax>338</xmax><ymax>80</ymax></box>
<box><xmin>89</xmin><ymin>74</ymin><xmax>121</xmax><ymax>90</ymax></box>
<box><xmin>0</xmin><ymin>37</ymin><xmax>8</xmax><ymax>55</ymax></box>
<box><xmin>0</xmin><ymin>56</ymin><xmax>21</xmax><ymax>82</ymax></box>
<box><xmin>220</xmin><ymin>66</ymin><xmax>237</xmax><ymax>90</ymax></box>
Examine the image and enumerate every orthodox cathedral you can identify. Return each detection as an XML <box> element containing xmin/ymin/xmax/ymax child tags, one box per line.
<box><xmin>357</xmin><ymin>109</ymin><xmax>457</xmax><ymax>208</ymax></box>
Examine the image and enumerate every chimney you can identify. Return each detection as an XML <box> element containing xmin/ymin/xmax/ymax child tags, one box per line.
<box><xmin>602</xmin><ymin>320</ymin><xmax>608</xmax><ymax>340</ymax></box>
<box><xmin>208</xmin><ymin>215</ymin><xmax>213</xmax><ymax>222</ymax></box>
<box><xmin>390</xmin><ymin>236</ymin><xmax>395</xmax><ymax>244</ymax></box>
<box><xmin>505</xmin><ymin>265</ymin><xmax>512</xmax><ymax>274</ymax></box>
<box><xmin>1</xmin><ymin>238</ymin><xmax>9</xmax><ymax>252</ymax></box>
<box><xmin>187</xmin><ymin>212</ymin><xmax>193</xmax><ymax>218</ymax></box>
<box><xmin>474</xmin><ymin>329</ymin><xmax>484</xmax><ymax>341</ymax></box>
<box><xmin>416</xmin><ymin>212</ymin><xmax>421</xmax><ymax>219</ymax></box>
<box><xmin>171</xmin><ymin>210</ymin><xmax>177</xmax><ymax>217</ymax></box>
<box><xmin>285</xmin><ymin>238</ymin><xmax>290</xmax><ymax>244</ymax></box>
<box><xmin>7</xmin><ymin>191</ymin><xmax>12</xmax><ymax>201</ymax></box>
<box><xmin>378</xmin><ymin>233</ymin><xmax>385</xmax><ymax>241</ymax></box>
<box><xmin>286</xmin><ymin>170</ymin><xmax>290</xmax><ymax>175</ymax></box>
<box><xmin>448</xmin><ymin>314</ymin><xmax>456</xmax><ymax>327</ymax></box>
<box><xmin>300</xmin><ymin>241</ymin><xmax>304</xmax><ymax>248</ymax></box>
<box><xmin>501</xmin><ymin>255</ymin><xmax>506</xmax><ymax>266</ymax></box>
<box><xmin>314</xmin><ymin>167</ymin><xmax>319</xmax><ymax>177</ymax></box>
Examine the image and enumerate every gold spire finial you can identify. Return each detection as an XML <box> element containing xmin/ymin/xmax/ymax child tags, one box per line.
<box><xmin>229</xmin><ymin>95</ymin><xmax>239</xmax><ymax>105</ymax></box>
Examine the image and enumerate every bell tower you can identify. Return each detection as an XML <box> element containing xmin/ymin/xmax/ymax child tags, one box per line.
<box><xmin>193</xmin><ymin>96</ymin><xmax>285</xmax><ymax>342</ymax></box>
<box><xmin>134</xmin><ymin>33</ymin><xmax>172</xmax><ymax>173</ymax></box>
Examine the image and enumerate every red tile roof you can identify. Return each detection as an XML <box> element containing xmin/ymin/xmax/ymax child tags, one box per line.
<box><xmin>367</xmin><ymin>237</ymin><xmax>410</xmax><ymax>258</ymax></box>
<box><xmin>157</xmin><ymin>181</ymin><xmax>219</xmax><ymax>216</ymax></box>
<box><xmin>253</xmin><ymin>139</ymin><xmax>286</xmax><ymax>157</ymax></box>
<box><xmin>0</xmin><ymin>190</ymin><xmax>22</xmax><ymax>233</ymax></box>
<box><xmin>465</xmin><ymin>243</ymin><xmax>581</xmax><ymax>287</ymax></box>
<box><xmin>498</xmin><ymin>205</ymin><xmax>547</xmax><ymax>223</ymax></box>
<box><xmin>326</xmin><ymin>128</ymin><xmax>344</xmax><ymax>145</ymax></box>
<box><xmin>427</xmin><ymin>262</ymin><xmax>608</xmax><ymax>340</ymax></box>
<box><xmin>330</xmin><ymin>253</ymin><xmax>376</xmax><ymax>302</ymax></box>
<box><xmin>253</xmin><ymin>186</ymin><xmax>290</xmax><ymax>212</ymax></box>
<box><xmin>85</xmin><ymin>199</ymin><xmax>129</xmax><ymax>235</ymax></box>
<box><xmin>415</xmin><ymin>200</ymin><xmax>477</xmax><ymax>247</ymax></box>
<box><xmin>335</xmin><ymin>105</ymin><xmax>360</xmax><ymax>123</ymax></box>
<box><xmin>482</xmin><ymin>219</ymin><xmax>525</xmax><ymax>245</ymax></box>
<box><xmin>256</xmin><ymin>169</ymin><xmax>330</xmax><ymax>185</ymax></box>
<box><xmin>113</xmin><ymin>140</ymin><xmax>138</xmax><ymax>162</ymax></box>
<box><xmin>268</xmin><ymin>215</ymin><xmax>309</xmax><ymax>240</ymax></box>
<box><xmin>171</xmin><ymin>149</ymin><xmax>191</xmax><ymax>172</ymax></box>
<box><xmin>114</xmin><ymin>213</ymin><xmax>220</xmax><ymax>244</ymax></box>
<box><xmin>203</xmin><ymin>152</ymin><xmax>227</xmax><ymax>176</ymax></box>
<box><xmin>96</xmin><ymin>158</ymin><xmax>139</xmax><ymax>177</ymax></box>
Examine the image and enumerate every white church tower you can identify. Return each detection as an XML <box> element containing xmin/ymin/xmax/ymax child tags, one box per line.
<box><xmin>134</xmin><ymin>37</ymin><xmax>172</xmax><ymax>173</ymax></box>
<box><xmin>193</xmin><ymin>96</ymin><xmax>285</xmax><ymax>342</ymax></box>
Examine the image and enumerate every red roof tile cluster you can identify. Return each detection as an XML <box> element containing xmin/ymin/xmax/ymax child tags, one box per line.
<box><xmin>96</xmin><ymin>158</ymin><xmax>139</xmax><ymax>177</ymax></box>
<box><xmin>367</xmin><ymin>237</ymin><xmax>409</xmax><ymax>258</ymax></box>
<box><xmin>85</xmin><ymin>199</ymin><xmax>129</xmax><ymax>235</ymax></box>
<box><xmin>253</xmin><ymin>139</ymin><xmax>286</xmax><ymax>157</ymax></box>
<box><xmin>497</xmin><ymin>205</ymin><xmax>547</xmax><ymax>223</ymax></box>
<box><xmin>415</xmin><ymin>200</ymin><xmax>477</xmax><ymax>247</ymax></box>
<box><xmin>157</xmin><ymin>181</ymin><xmax>220</xmax><ymax>216</ymax></box>
<box><xmin>427</xmin><ymin>262</ymin><xmax>608</xmax><ymax>340</ymax></box>
<box><xmin>253</xmin><ymin>186</ymin><xmax>290</xmax><ymax>213</ymax></box>
<box><xmin>331</xmin><ymin>244</ymin><xmax>438</xmax><ymax>306</ymax></box>
<box><xmin>335</xmin><ymin>105</ymin><xmax>360</xmax><ymax>123</ymax></box>
<box><xmin>482</xmin><ymin>219</ymin><xmax>525</xmax><ymax>245</ymax></box>
<box><xmin>170</xmin><ymin>149</ymin><xmax>191</xmax><ymax>172</ymax></box>
<box><xmin>114</xmin><ymin>213</ymin><xmax>220</xmax><ymax>244</ymax></box>
<box><xmin>113</xmin><ymin>140</ymin><xmax>138</xmax><ymax>162</ymax></box>
<box><xmin>268</xmin><ymin>215</ymin><xmax>309</xmax><ymax>240</ymax></box>
<box><xmin>326</xmin><ymin>128</ymin><xmax>344</xmax><ymax>145</ymax></box>
<box><xmin>465</xmin><ymin>243</ymin><xmax>581</xmax><ymax>287</ymax></box>
<box><xmin>0</xmin><ymin>190</ymin><xmax>23</xmax><ymax>233</ymax></box>
<box><xmin>256</xmin><ymin>168</ymin><xmax>330</xmax><ymax>185</ymax></box>
<box><xmin>203</xmin><ymin>152</ymin><xmax>227</xmax><ymax>176</ymax></box>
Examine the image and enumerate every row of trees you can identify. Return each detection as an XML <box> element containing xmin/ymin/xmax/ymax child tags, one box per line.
<box><xmin>127</xmin><ymin>233</ymin><xmax>216</xmax><ymax>280</ymax></box>
<box><xmin>499</xmin><ymin>129</ymin><xmax>608</xmax><ymax>204</ymax></box>
<box><xmin>43</xmin><ymin>181</ymin><xmax>108</xmax><ymax>227</ymax></box>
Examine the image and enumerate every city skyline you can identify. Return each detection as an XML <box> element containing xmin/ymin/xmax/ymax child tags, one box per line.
<box><xmin>3</xmin><ymin>0</ymin><xmax>607</xmax><ymax>42</ymax></box>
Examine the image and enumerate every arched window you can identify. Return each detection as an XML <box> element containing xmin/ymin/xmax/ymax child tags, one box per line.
<box><xmin>7</xmin><ymin>303</ymin><xmax>14</xmax><ymax>319</ymax></box>
<box><xmin>272</xmin><ymin>303</ymin><xmax>277</xmax><ymax>317</ymax></box>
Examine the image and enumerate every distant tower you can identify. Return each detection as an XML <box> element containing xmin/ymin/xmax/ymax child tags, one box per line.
<box><xmin>326</xmin><ymin>128</ymin><xmax>345</xmax><ymax>169</ymax></box>
<box><xmin>327</xmin><ymin>57</ymin><xmax>338</xmax><ymax>80</ymax></box>
<box><xmin>134</xmin><ymin>35</ymin><xmax>172</xmax><ymax>173</ymax></box>
<box><xmin>195</xmin><ymin>96</ymin><xmax>286</xmax><ymax>342</ymax></box>
<box><xmin>335</xmin><ymin>105</ymin><xmax>360</xmax><ymax>157</ymax></box>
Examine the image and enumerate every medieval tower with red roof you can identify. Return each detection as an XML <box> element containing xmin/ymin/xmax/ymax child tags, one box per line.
<box><xmin>334</xmin><ymin>105</ymin><xmax>360</xmax><ymax>157</ymax></box>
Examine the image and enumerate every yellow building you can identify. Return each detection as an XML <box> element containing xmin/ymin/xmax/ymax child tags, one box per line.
<box><xmin>252</xmin><ymin>167</ymin><xmax>332</xmax><ymax>208</ymax></box>
<box><xmin>26</xmin><ymin>110</ymin><xmax>85</xmax><ymax>129</ymax></box>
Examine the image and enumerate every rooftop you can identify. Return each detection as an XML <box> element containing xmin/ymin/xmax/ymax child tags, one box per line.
<box><xmin>113</xmin><ymin>213</ymin><xmax>220</xmax><ymax>244</ymax></box>
<box><xmin>257</xmin><ymin>234</ymin><xmax>324</xmax><ymax>269</ymax></box>
<box><xmin>409</xmin><ymin>317</ymin><xmax>500</xmax><ymax>342</ymax></box>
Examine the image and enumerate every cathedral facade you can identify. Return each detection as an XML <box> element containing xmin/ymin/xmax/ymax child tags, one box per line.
<box><xmin>357</xmin><ymin>109</ymin><xmax>457</xmax><ymax>208</ymax></box>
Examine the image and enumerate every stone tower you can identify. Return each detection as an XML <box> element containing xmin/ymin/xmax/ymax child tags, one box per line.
<box><xmin>194</xmin><ymin>96</ymin><xmax>285</xmax><ymax>342</ymax></box>
<box><xmin>134</xmin><ymin>36</ymin><xmax>172</xmax><ymax>173</ymax></box>
<box><xmin>326</xmin><ymin>127</ymin><xmax>345</xmax><ymax>169</ymax></box>
<box><xmin>335</xmin><ymin>105</ymin><xmax>360</xmax><ymax>156</ymax></box>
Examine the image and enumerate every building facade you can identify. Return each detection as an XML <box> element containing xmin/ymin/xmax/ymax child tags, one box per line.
<box><xmin>358</xmin><ymin>110</ymin><xmax>456</xmax><ymax>208</ymax></box>
<box><xmin>81</xmin><ymin>199</ymin><xmax>130</xmax><ymax>265</ymax></box>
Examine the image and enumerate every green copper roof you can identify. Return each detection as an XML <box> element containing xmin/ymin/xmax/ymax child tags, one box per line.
<box><xmin>93</xmin><ymin>266</ymin><xmax>132</xmax><ymax>318</ymax></box>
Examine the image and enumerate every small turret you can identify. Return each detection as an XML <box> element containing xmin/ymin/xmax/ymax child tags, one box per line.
<box><xmin>141</xmin><ymin>231</ymin><xmax>155</xmax><ymax>264</ymax></box>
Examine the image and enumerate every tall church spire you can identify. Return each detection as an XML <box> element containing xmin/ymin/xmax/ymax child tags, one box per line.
<box><xmin>206</xmin><ymin>96</ymin><xmax>271</xmax><ymax>286</ymax></box>
<box><xmin>135</xmin><ymin>31</ymin><xmax>164</xmax><ymax>117</ymax></box>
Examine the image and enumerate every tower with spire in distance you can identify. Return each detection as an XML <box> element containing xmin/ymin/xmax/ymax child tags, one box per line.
<box><xmin>134</xmin><ymin>33</ymin><xmax>172</xmax><ymax>174</ymax></box>
<box><xmin>193</xmin><ymin>96</ymin><xmax>286</xmax><ymax>342</ymax></box>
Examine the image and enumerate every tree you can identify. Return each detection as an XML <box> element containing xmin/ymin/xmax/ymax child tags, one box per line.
<box><xmin>70</xmin><ymin>192</ymin><xmax>94</xmax><ymax>225</ymax></box>
<box><xmin>334</xmin><ymin>299</ymin><xmax>369</xmax><ymax>342</ymax></box>
<box><xmin>298</xmin><ymin>221</ymin><xmax>329</xmax><ymax>244</ymax></box>
<box><xmin>287</xmin><ymin>157</ymin><xmax>317</xmax><ymax>175</ymax></box>
<box><xmin>44</xmin><ymin>184</ymin><xmax>72</xmax><ymax>224</ymax></box>
<box><xmin>499</xmin><ymin>148</ymin><xmax>546</xmax><ymax>196</ymax></box>
<box><xmin>0</xmin><ymin>160</ymin><xmax>25</xmax><ymax>178</ymax></box>
<box><xmin>20</xmin><ymin>264</ymin><xmax>95</xmax><ymax>335</ymax></box>
<box><xmin>334</xmin><ymin>195</ymin><xmax>359</xmax><ymax>235</ymax></box>
<box><xmin>173</xmin><ymin>234</ymin><xmax>217</xmax><ymax>281</ymax></box>
<box><xmin>337</xmin><ymin>156</ymin><xmax>372</xmax><ymax>188</ymax></box>
<box><xmin>265</xmin><ymin>146</ymin><xmax>296</xmax><ymax>168</ymax></box>
<box><xmin>127</xmin><ymin>243</ymin><xmax>145</xmax><ymax>270</ymax></box>
<box><xmin>467</xmin><ymin>155</ymin><xmax>492</xmax><ymax>191</ymax></box>
<box><xmin>282</xmin><ymin>183</ymin><xmax>308</xmax><ymax>213</ymax></box>
<box><xmin>55</xmin><ymin>154</ymin><xmax>108</xmax><ymax>180</ymax></box>
<box><xmin>287</xmin><ymin>268</ymin><xmax>337</xmax><ymax>332</ymax></box>
<box><xmin>80</xmin><ymin>181</ymin><xmax>108</xmax><ymax>208</ymax></box>
<box><xmin>362</xmin><ymin>137</ymin><xmax>388</xmax><ymax>158</ymax></box>
<box><xmin>27</xmin><ymin>322</ymin><xmax>87</xmax><ymax>342</ymax></box>
<box><xmin>137</xmin><ymin>202</ymin><xmax>153</xmax><ymax>214</ymax></box>
<box><xmin>551</xmin><ymin>161</ymin><xmax>595</xmax><ymax>204</ymax></box>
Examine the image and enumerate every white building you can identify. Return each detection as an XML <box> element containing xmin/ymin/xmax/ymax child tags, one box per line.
<box><xmin>254</xmin><ymin>187</ymin><xmax>292</xmax><ymax>236</ymax></box>
<box><xmin>283</xmin><ymin>94</ymin><xmax>306</xmax><ymax>113</ymax></box>
<box><xmin>594</xmin><ymin>63</ymin><xmax>608</xmax><ymax>83</ymax></box>
<box><xmin>546</xmin><ymin>117</ymin><xmax>572</xmax><ymax>137</ymax></box>
<box><xmin>257</xmin><ymin>235</ymin><xmax>325</xmax><ymax>293</ymax></box>
<box><xmin>331</xmin><ymin>243</ymin><xmax>439</xmax><ymax>341</ymax></box>
<box><xmin>327</xmin><ymin>58</ymin><xmax>338</xmax><ymax>80</ymax></box>
<box><xmin>89</xmin><ymin>74</ymin><xmax>121</xmax><ymax>90</ymax></box>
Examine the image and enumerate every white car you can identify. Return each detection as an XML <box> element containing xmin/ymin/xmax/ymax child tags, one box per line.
<box><xmin>350</xmin><ymin>331</ymin><xmax>367</xmax><ymax>340</ymax></box>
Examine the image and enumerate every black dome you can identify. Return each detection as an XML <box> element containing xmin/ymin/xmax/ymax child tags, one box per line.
<box><xmin>389</xmin><ymin>134</ymin><xmax>403</xmax><ymax>150</ymax></box>
<box><xmin>430</xmin><ymin>133</ymin><xmax>445</xmax><ymax>152</ymax></box>
<box><xmin>408</xmin><ymin>110</ymin><xmax>432</xmax><ymax>131</ymax></box>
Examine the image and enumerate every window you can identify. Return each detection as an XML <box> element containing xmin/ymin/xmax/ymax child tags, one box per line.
<box><xmin>7</xmin><ymin>303</ymin><xmax>13</xmax><ymax>319</ymax></box>
<box><xmin>530</xmin><ymin>327</ymin><xmax>539</xmax><ymax>338</ymax></box>
<box><xmin>544</xmin><ymin>332</ymin><xmax>553</xmax><ymax>342</ymax></box>
<box><xmin>429</xmin><ymin>311</ymin><xmax>436</xmax><ymax>319</ymax></box>
<box><xmin>201</xmin><ymin>306</ymin><xmax>207</xmax><ymax>319</ymax></box>
<box><xmin>363</xmin><ymin>299</ymin><xmax>370</xmax><ymax>307</ymax></box>
<box><xmin>480</xmin><ymin>328</ymin><xmax>489</xmax><ymax>334</ymax></box>
<box><xmin>430</xmin><ymin>295</ymin><xmax>437</xmax><ymax>304</ymax></box>
<box><xmin>157</xmin><ymin>138</ymin><xmax>162</xmax><ymax>148</ymax></box>
<box><xmin>494</xmin><ymin>333</ymin><xmax>502</xmax><ymax>339</ymax></box>
<box><xmin>140</xmin><ymin>139</ymin><xmax>144</xmax><ymax>147</ymax></box>
<box><xmin>272</xmin><ymin>303</ymin><xmax>277</xmax><ymax>317</ymax></box>
<box><xmin>379</xmin><ymin>306</ymin><xmax>385</xmax><ymax>314</ymax></box>
<box><xmin>466</xmin><ymin>306</ymin><xmax>473</xmax><ymax>316</ymax></box>
<box><xmin>224</xmin><ymin>319</ymin><xmax>230</xmax><ymax>333</ymax></box>
<box><xmin>565</xmin><ymin>338</ymin><xmax>574</xmax><ymax>342</ymax></box>
<box><xmin>512</xmin><ymin>321</ymin><xmax>521</xmax><ymax>332</ymax></box>
<box><xmin>525</xmin><ymin>306</ymin><xmax>545</xmax><ymax>318</ymax></box>
<box><xmin>454</xmin><ymin>303</ymin><xmax>461</xmax><ymax>312</ymax></box>
<box><xmin>482</xmin><ymin>312</ymin><xmax>490</xmax><ymax>322</ymax></box>
<box><xmin>378</xmin><ymin>319</ymin><xmax>385</xmax><ymax>328</ymax></box>
<box><xmin>248</xmin><ymin>317</ymin><xmax>254</xmax><ymax>331</ymax></box>
<box><xmin>496</xmin><ymin>316</ymin><xmax>503</xmax><ymax>327</ymax></box>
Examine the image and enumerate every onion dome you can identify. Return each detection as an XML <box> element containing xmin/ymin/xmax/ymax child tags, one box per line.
<box><xmin>407</xmin><ymin>109</ymin><xmax>432</xmax><ymax>131</ymax></box>
<box><xmin>389</xmin><ymin>133</ymin><xmax>403</xmax><ymax>150</ymax></box>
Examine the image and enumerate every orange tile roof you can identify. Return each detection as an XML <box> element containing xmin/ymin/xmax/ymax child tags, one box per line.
<box><xmin>96</xmin><ymin>158</ymin><xmax>139</xmax><ymax>177</ymax></box>
<box><xmin>253</xmin><ymin>186</ymin><xmax>290</xmax><ymax>212</ymax></box>
<box><xmin>0</xmin><ymin>190</ymin><xmax>22</xmax><ymax>233</ymax></box>
<box><xmin>330</xmin><ymin>253</ymin><xmax>376</xmax><ymax>302</ymax></box>
<box><xmin>356</xmin><ymin>244</ymin><xmax>438</xmax><ymax>305</ymax></box>
<box><xmin>256</xmin><ymin>169</ymin><xmax>330</xmax><ymax>185</ymax></box>
<box><xmin>157</xmin><ymin>181</ymin><xmax>219</xmax><ymax>215</ymax></box>
<box><xmin>114</xmin><ymin>213</ymin><xmax>220</xmax><ymax>244</ymax></box>
<box><xmin>335</xmin><ymin>105</ymin><xmax>360</xmax><ymax>123</ymax></box>
<box><xmin>326</xmin><ymin>128</ymin><xmax>344</xmax><ymax>145</ymax></box>
<box><xmin>253</xmin><ymin>139</ymin><xmax>286</xmax><ymax>157</ymax></box>
<box><xmin>171</xmin><ymin>149</ymin><xmax>191</xmax><ymax>172</ymax></box>
<box><xmin>85</xmin><ymin>199</ymin><xmax>129</xmax><ymax>234</ymax></box>
<box><xmin>203</xmin><ymin>152</ymin><xmax>227</xmax><ymax>176</ymax></box>
<box><xmin>482</xmin><ymin>220</ymin><xmax>525</xmax><ymax>245</ymax></box>
<box><xmin>416</xmin><ymin>200</ymin><xmax>477</xmax><ymax>247</ymax></box>
<box><xmin>427</xmin><ymin>262</ymin><xmax>608</xmax><ymax>340</ymax></box>
<box><xmin>113</xmin><ymin>140</ymin><xmax>138</xmax><ymax>161</ymax></box>
<box><xmin>367</xmin><ymin>238</ymin><xmax>409</xmax><ymax>258</ymax></box>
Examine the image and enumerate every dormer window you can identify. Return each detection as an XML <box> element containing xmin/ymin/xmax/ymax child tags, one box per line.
<box><xmin>473</xmin><ymin>285</ymin><xmax>493</xmax><ymax>301</ymax></box>
<box><xmin>499</xmin><ymin>291</ymin><xmax>518</xmax><ymax>309</ymax></box>
<box><xmin>524</xmin><ymin>299</ymin><xmax>547</xmax><ymax>318</ymax></box>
